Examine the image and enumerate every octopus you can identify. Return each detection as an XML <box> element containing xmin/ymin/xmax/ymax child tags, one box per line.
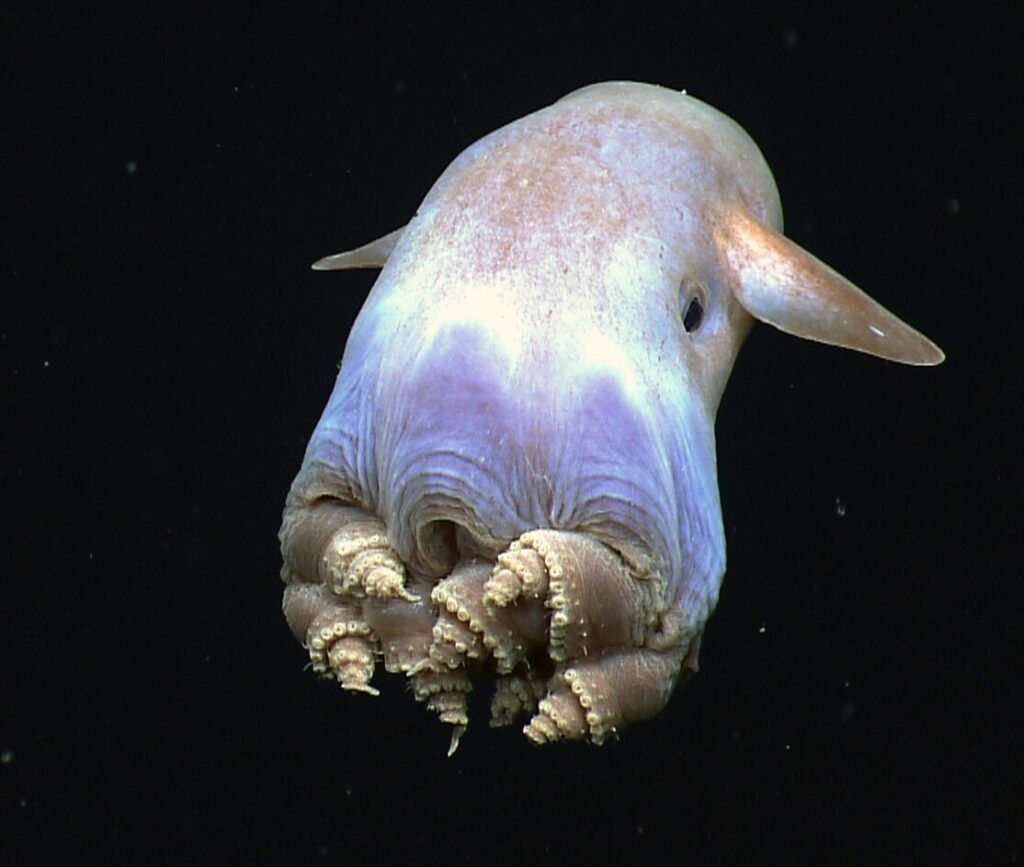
<box><xmin>278</xmin><ymin>82</ymin><xmax>944</xmax><ymax>752</ymax></box>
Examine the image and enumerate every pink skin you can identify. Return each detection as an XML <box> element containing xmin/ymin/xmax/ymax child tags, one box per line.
<box><xmin>279</xmin><ymin>82</ymin><xmax>943</xmax><ymax>750</ymax></box>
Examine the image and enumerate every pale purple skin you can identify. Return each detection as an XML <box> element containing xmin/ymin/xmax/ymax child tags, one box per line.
<box><xmin>279</xmin><ymin>82</ymin><xmax>943</xmax><ymax>749</ymax></box>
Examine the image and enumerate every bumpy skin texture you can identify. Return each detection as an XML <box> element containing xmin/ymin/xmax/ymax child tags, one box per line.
<box><xmin>280</xmin><ymin>82</ymin><xmax>943</xmax><ymax>749</ymax></box>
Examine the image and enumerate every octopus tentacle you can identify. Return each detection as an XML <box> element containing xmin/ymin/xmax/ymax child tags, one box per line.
<box><xmin>432</xmin><ymin>559</ymin><xmax>545</xmax><ymax>676</ymax></box>
<box><xmin>430</xmin><ymin>561</ymin><xmax>494</xmax><ymax>669</ymax></box>
<box><xmin>281</xmin><ymin>501</ymin><xmax>434</xmax><ymax>697</ymax></box>
<box><xmin>490</xmin><ymin>672</ymin><xmax>547</xmax><ymax>728</ymax></box>
<box><xmin>281</xmin><ymin>498</ymin><xmax>417</xmax><ymax>602</ymax></box>
<box><xmin>362</xmin><ymin>578</ymin><xmax>436</xmax><ymax>675</ymax></box>
<box><xmin>282</xmin><ymin>584</ymin><xmax>380</xmax><ymax>695</ymax></box>
<box><xmin>487</xmin><ymin>530</ymin><xmax>681</xmax><ymax>744</ymax></box>
<box><xmin>485</xmin><ymin>543</ymin><xmax>549</xmax><ymax>607</ymax></box>
<box><xmin>282</xmin><ymin>504</ymin><xmax>692</xmax><ymax>747</ymax></box>
<box><xmin>410</xmin><ymin>665</ymin><xmax>473</xmax><ymax>754</ymax></box>
<box><xmin>524</xmin><ymin>649</ymin><xmax>683</xmax><ymax>745</ymax></box>
<box><xmin>490</xmin><ymin>529</ymin><xmax>666</xmax><ymax>659</ymax></box>
<box><xmin>322</xmin><ymin>520</ymin><xmax>417</xmax><ymax>603</ymax></box>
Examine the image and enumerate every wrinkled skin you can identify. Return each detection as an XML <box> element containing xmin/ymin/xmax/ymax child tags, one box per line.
<box><xmin>279</xmin><ymin>82</ymin><xmax>943</xmax><ymax>750</ymax></box>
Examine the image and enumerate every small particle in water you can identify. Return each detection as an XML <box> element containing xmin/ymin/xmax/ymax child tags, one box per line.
<box><xmin>835</xmin><ymin>497</ymin><xmax>847</xmax><ymax>517</ymax></box>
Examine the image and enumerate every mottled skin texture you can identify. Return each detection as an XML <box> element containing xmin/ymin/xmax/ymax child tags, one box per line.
<box><xmin>280</xmin><ymin>82</ymin><xmax>943</xmax><ymax>750</ymax></box>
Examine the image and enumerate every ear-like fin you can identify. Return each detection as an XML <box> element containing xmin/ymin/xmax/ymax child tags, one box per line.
<box><xmin>715</xmin><ymin>206</ymin><xmax>944</xmax><ymax>365</ymax></box>
<box><xmin>311</xmin><ymin>226</ymin><xmax>406</xmax><ymax>271</ymax></box>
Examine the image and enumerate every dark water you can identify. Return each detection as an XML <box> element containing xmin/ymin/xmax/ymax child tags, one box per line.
<box><xmin>4</xmin><ymin>4</ymin><xmax>1020</xmax><ymax>864</ymax></box>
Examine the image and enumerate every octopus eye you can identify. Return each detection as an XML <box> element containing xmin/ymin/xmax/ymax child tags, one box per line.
<box><xmin>681</xmin><ymin>291</ymin><xmax>705</xmax><ymax>333</ymax></box>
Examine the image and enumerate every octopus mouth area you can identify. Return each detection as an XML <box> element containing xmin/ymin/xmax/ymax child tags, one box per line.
<box><xmin>280</xmin><ymin>499</ymin><xmax>699</xmax><ymax>751</ymax></box>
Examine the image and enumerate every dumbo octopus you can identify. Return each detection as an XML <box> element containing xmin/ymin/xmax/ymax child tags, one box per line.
<box><xmin>279</xmin><ymin>82</ymin><xmax>943</xmax><ymax>751</ymax></box>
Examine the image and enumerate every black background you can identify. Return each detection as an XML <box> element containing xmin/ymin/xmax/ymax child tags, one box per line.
<box><xmin>4</xmin><ymin>3</ymin><xmax>1021</xmax><ymax>864</ymax></box>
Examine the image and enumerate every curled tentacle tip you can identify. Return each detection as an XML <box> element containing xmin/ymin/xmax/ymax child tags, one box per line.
<box><xmin>447</xmin><ymin>725</ymin><xmax>466</xmax><ymax>757</ymax></box>
<box><xmin>343</xmin><ymin>682</ymin><xmax>380</xmax><ymax>697</ymax></box>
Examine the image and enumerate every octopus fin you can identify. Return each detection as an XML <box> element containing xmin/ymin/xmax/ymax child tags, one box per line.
<box><xmin>311</xmin><ymin>226</ymin><xmax>406</xmax><ymax>271</ymax></box>
<box><xmin>715</xmin><ymin>205</ymin><xmax>944</xmax><ymax>365</ymax></box>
